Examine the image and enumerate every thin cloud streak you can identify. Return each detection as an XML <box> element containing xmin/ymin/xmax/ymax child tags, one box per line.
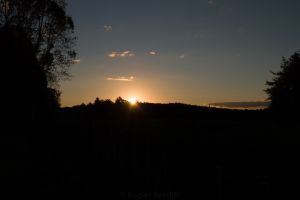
<box><xmin>71</xmin><ymin>59</ymin><xmax>81</xmax><ymax>64</ymax></box>
<box><xmin>149</xmin><ymin>51</ymin><xmax>157</xmax><ymax>55</ymax></box>
<box><xmin>179</xmin><ymin>54</ymin><xmax>185</xmax><ymax>59</ymax></box>
<box><xmin>104</xmin><ymin>25</ymin><xmax>112</xmax><ymax>32</ymax></box>
<box><xmin>209</xmin><ymin>101</ymin><xmax>270</xmax><ymax>109</ymax></box>
<box><xmin>108</xmin><ymin>51</ymin><xmax>135</xmax><ymax>58</ymax></box>
<box><xmin>106</xmin><ymin>76</ymin><xmax>134</xmax><ymax>82</ymax></box>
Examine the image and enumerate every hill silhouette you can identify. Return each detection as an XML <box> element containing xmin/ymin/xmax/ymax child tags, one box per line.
<box><xmin>59</xmin><ymin>97</ymin><xmax>268</xmax><ymax>121</ymax></box>
<box><xmin>2</xmin><ymin>97</ymin><xmax>299</xmax><ymax>199</ymax></box>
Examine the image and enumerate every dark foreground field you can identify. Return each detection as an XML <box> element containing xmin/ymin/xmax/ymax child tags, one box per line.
<box><xmin>1</xmin><ymin>105</ymin><xmax>299</xmax><ymax>199</ymax></box>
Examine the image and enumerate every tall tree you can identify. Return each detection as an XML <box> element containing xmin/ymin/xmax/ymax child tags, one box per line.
<box><xmin>0</xmin><ymin>0</ymin><xmax>76</xmax><ymax>119</ymax></box>
<box><xmin>0</xmin><ymin>0</ymin><xmax>76</xmax><ymax>87</ymax></box>
<box><xmin>265</xmin><ymin>51</ymin><xmax>300</xmax><ymax>113</ymax></box>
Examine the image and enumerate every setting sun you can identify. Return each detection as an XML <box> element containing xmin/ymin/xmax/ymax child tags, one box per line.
<box><xmin>128</xmin><ymin>97</ymin><xmax>137</xmax><ymax>105</ymax></box>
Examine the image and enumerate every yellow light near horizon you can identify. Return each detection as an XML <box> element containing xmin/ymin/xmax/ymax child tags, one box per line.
<box><xmin>128</xmin><ymin>97</ymin><xmax>137</xmax><ymax>105</ymax></box>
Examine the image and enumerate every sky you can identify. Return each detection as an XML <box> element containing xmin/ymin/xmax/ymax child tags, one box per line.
<box><xmin>61</xmin><ymin>0</ymin><xmax>300</xmax><ymax>107</ymax></box>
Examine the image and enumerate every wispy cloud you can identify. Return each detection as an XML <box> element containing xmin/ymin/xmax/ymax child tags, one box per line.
<box><xmin>71</xmin><ymin>59</ymin><xmax>81</xmax><ymax>64</ymax></box>
<box><xmin>104</xmin><ymin>25</ymin><xmax>112</xmax><ymax>32</ymax></box>
<box><xmin>108</xmin><ymin>52</ymin><xmax>117</xmax><ymax>58</ymax></box>
<box><xmin>106</xmin><ymin>76</ymin><xmax>134</xmax><ymax>82</ymax></box>
<box><xmin>179</xmin><ymin>54</ymin><xmax>185</xmax><ymax>59</ymax></box>
<box><xmin>108</xmin><ymin>51</ymin><xmax>135</xmax><ymax>58</ymax></box>
<box><xmin>149</xmin><ymin>51</ymin><xmax>157</xmax><ymax>55</ymax></box>
<box><xmin>209</xmin><ymin>101</ymin><xmax>270</xmax><ymax>110</ymax></box>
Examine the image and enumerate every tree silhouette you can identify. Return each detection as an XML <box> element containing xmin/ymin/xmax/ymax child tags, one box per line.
<box><xmin>265</xmin><ymin>51</ymin><xmax>300</xmax><ymax>113</ymax></box>
<box><xmin>0</xmin><ymin>26</ymin><xmax>49</xmax><ymax>119</ymax></box>
<box><xmin>115</xmin><ymin>96</ymin><xmax>129</xmax><ymax>105</ymax></box>
<box><xmin>0</xmin><ymin>0</ymin><xmax>76</xmax><ymax>87</ymax></box>
<box><xmin>0</xmin><ymin>0</ymin><xmax>76</xmax><ymax>119</ymax></box>
<box><xmin>94</xmin><ymin>97</ymin><xmax>102</xmax><ymax>106</ymax></box>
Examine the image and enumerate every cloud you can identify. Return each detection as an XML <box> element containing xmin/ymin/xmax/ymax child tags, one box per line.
<box><xmin>108</xmin><ymin>51</ymin><xmax>135</xmax><ymax>58</ymax></box>
<box><xmin>208</xmin><ymin>0</ymin><xmax>214</xmax><ymax>5</ymax></box>
<box><xmin>108</xmin><ymin>52</ymin><xmax>117</xmax><ymax>58</ymax></box>
<box><xmin>179</xmin><ymin>54</ymin><xmax>185</xmax><ymax>59</ymax></box>
<box><xmin>104</xmin><ymin>25</ymin><xmax>112</xmax><ymax>32</ymax></box>
<box><xmin>71</xmin><ymin>59</ymin><xmax>81</xmax><ymax>64</ymax></box>
<box><xmin>209</xmin><ymin>101</ymin><xmax>270</xmax><ymax>109</ymax></box>
<box><xmin>149</xmin><ymin>51</ymin><xmax>157</xmax><ymax>55</ymax></box>
<box><xmin>106</xmin><ymin>76</ymin><xmax>134</xmax><ymax>82</ymax></box>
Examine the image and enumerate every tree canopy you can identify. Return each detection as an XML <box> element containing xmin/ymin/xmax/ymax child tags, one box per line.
<box><xmin>0</xmin><ymin>0</ymin><xmax>76</xmax><ymax>119</ymax></box>
<box><xmin>265</xmin><ymin>51</ymin><xmax>300</xmax><ymax>113</ymax></box>
<box><xmin>0</xmin><ymin>0</ymin><xmax>76</xmax><ymax>87</ymax></box>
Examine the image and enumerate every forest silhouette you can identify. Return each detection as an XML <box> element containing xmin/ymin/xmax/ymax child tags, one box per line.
<box><xmin>1</xmin><ymin>0</ymin><xmax>300</xmax><ymax>199</ymax></box>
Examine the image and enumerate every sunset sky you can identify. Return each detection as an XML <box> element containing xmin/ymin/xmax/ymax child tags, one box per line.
<box><xmin>61</xmin><ymin>0</ymin><xmax>300</xmax><ymax>106</ymax></box>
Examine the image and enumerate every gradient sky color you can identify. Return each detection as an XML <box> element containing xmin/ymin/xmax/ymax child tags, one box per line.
<box><xmin>61</xmin><ymin>0</ymin><xmax>300</xmax><ymax>106</ymax></box>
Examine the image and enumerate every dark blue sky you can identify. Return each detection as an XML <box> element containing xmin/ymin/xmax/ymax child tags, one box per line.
<box><xmin>61</xmin><ymin>0</ymin><xmax>300</xmax><ymax>106</ymax></box>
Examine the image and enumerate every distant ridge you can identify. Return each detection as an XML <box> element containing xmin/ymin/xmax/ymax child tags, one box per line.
<box><xmin>209</xmin><ymin>101</ymin><xmax>270</xmax><ymax>110</ymax></box>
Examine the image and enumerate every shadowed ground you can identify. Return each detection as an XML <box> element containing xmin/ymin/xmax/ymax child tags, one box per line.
<box><xmin>1</xmin><ymin>109</ymin><xmax>299</xmax><ymax>199</ymax></box>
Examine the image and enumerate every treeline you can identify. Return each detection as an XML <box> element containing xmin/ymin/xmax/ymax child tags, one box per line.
<box><xmin>59</xmin><ymin>97</ymin><xmax>268</xmax><ymax>121</ymax></box>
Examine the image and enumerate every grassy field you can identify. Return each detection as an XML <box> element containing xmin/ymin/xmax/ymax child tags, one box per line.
<box><xmin>1</xmin><ymin>107</ymin><xmax>299</xmax><ymax>199</ymax></box>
